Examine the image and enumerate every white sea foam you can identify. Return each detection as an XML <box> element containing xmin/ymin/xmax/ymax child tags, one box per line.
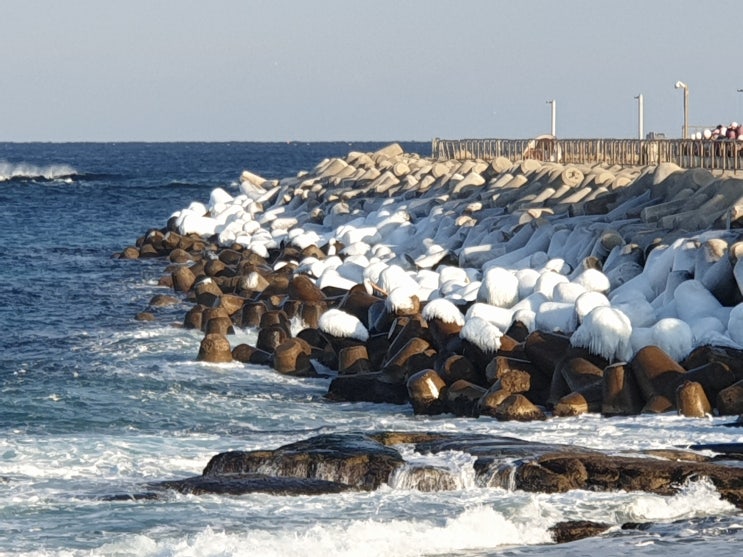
<box><xmin>92</xmin><ymin>506</ymin><xmax>553</xmax><ymax>557</ymax></box>
<box><xmin>619</xmin><ymin>477</ymin><xmax>735</xmax><ymax>523</ymax></box>
<box><xmin>0</xmin><ymin>161</ymin><xmax>77</xmax><ymax>181</ymax></box>
<box><xmin>389</xmin><ymin>445</ymin><xmax>478</xmax><ymax>490</ymax></box>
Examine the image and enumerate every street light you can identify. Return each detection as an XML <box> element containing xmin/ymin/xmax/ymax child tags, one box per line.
<box><xmin>675</xmin><ymin>81</ymin><xmax>689</xmax><ymax>139</ymax></box>
<box><xmin>634</xmin><ymin>94</ymin><xmax>644</xmax><ymax>139</ymax></box>
<box><xmin>546</xmin><ymin>99</ymin><xmax>556</xmax><ymax>137</ymax></box>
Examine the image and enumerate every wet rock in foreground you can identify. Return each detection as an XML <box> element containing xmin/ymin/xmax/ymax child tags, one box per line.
<box><xmin>157</xmin><ymin>474</ymin><xmax>351</xmax><ymax>496</ymax></box>
<box><xmin>549</xmin><ymin>520</ymin><xmax>612</xmax><ymax>544</ymax></box>
<box><xmin>201</xmin><ymin>433</ymin><xmax>405</xmax><ymax>491</ymax></box>
<box><xmin>147</xmin><ymin>431</ymin><xmax>743</xmax><ymax>514</ymax></box>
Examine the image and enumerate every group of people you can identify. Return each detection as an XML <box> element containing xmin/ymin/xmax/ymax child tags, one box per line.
<box><xmin>698</xmin><ymin>122</ymin><xmax>743</xmax><ymax>141</ymax></box>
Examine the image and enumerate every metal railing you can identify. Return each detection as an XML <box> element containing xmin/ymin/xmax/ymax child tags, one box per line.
<box><xmin>431</xmin><ymin>137</ymin><xmax>743</xmax><ymax>172</ymax></box>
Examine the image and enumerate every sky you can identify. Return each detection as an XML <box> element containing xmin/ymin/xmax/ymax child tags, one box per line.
<box><xmin>2</xmin><ymin>0</ymin><xmax>742</xmax><ymax>142</ymax></box>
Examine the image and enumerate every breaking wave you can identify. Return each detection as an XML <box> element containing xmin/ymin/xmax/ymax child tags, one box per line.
<box><xmin>0</xmin><ymin>161</ymin><xmax>78</xmax><ymax>183</ymax></box>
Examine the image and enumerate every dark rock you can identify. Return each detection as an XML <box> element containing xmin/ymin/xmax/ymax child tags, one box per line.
<box><xmin>631</xmin><ymin>345</ymin><xmax>686</xmax><ymax>407</ymax></box>
<box><xmin>684</xmin><ymin>361</ymin><xmax>737</xmax><ymax>403</ymax></box>
<box><xmin>486</xmin><ymin>356</ymin><xmax>550</xmax><ymax>404</ymax></box>
<box><xmin>368</xmin><ymin>300</ymin><xmax>394</xmax><ymax>334</ymax></box>
<box><xmin>717</xmin><ymin>379</ymin><xmax>743</xmax><ymax>416</ymax></box>
<box><xmin>197</xmin><ymin>333</ymin><xmax>232</xmax><ymax>363</ymax></box>
<box><xmin>504</xmin><ymin>320</ymin><xmax>529</xmax><ymax>343</ymax></box>
<box><xmin>171</xmin><ymin>266</ymin><xmax>196</xmax><ymax>292</ymax></box>
<box><xmin>676</xmin><ymin>380</ymin><xmax>712</xmax><ymax>417</ymax></box>
<box><xmin>365</xmin><ymin>333</ymin><xmax>390</xmax><ymax>370</ymax></box>
<box><xmin>407</xmin><ymin>369</ymin><xmax>447</xmax><ymax>415</ymax></box>
<box><xmin>193</xmin><ymin>277</ymin><xmax>223</xmax><ymax>307</ymax></box>
<box><xmin>439</xmin><ymin>354</ymin><xmax>481</xmax><ymax>386</ymax></box>
<box><xmin>682</xmin><ymin>345</ymin><xmax>743</xmax><ymax>382</ymax></box>
<box><xmin>288</xmin><ymin>274</ymin><xmax>326</xmax><ymax>303</ymax></box>
<box><xmin>326</xmin><ymin>372</ymin><xmax>408</xmax><ymax>405</ymax></box>
<box><xmin>273</xmin><ymin>338</ymin><xmax>316</xmax><ymax>377</ymax></box>
<box><xmin>202</xmin><ymin>433</ymin><xmax>405</xmax><ymax>490</ymax></box>
<box><xmin>490</xmin><ymin>369</ymin><xmax>531</xmax><ymax>394</ymax></box>
<box><xmin>602</xmin><ymin>362</ymin><xmax>644</xmax><ymax>416</ymax></box>
<box><xmin>299</xmin><ymin>301</ymin><xmax>326</xmax><ymax>329</ymax></box>
<box><xmin>524</xmin><ymin>330</ymin><xmax>571</xmax><ymax>379</ymax></box>
<box><xmin>183</xmin><ymin>305</ymin><xmax>205</xmax><ymax>330</ymax></box>
<box><xmin>515</xmin><ymin>451</ymin><xmax>743</xmax><ymax>506</ymax></box>
<box><xmin>337</xmin><ymin>289</ymin><xmax>383</xmax><ymax>327</ymax></box>
<box><xmin>218</xmin><ymin>293</ymin><xmax>245</xmax><ymax>316</ymax></box>
<box><xmin>200</xmin><ymin>307</ymin><xmax>231</xmax><ymax>333</ymax></box>
<box><xmin>120</xmin><ymin>246</ymin><xmax>140</xmax><ymax>259</ymax></box>
<box><xmin>444</xmin><ymin>379</ymin><xmax>487</xmax><ymax>417</ymax></box>
<box><xmin>157</xmin><ymin>474</ymin><xmax>351</xmax><ymax>496</ymax></box>
<box><xmin>558</xmin><ymin>357</ymin><xmax>604</xmax><ymax>393</ymax></box>
<box><xmin>492</xmin><ymin>394</ymin><xmax>547</xmax><ymax>422</ymax></box>
<box><xmin>135</xmin><ymin>312</ymin><xmax>155</xmax><ymax>321</ymax></box>
<box><xmin>478</xmin><ymin>387</ymin><xmax>512</xmax><ymax>418</ymax></box>
<box><xmin>259</xmin><ymin>309</ymin><xmax>291</xmax><ymax>332</ymax></box>
<box><xmin>381</xmin><ymin>337</ymin><xmax>435</xmax><ymax>383</ymax></box>
<box><xmin>241</xmin><ymin>301</ymin><xmax>267</xmax><ymax>328</ymax></box>
<box><xmin>204</xmin><ymin>316</ymin><xmax>235</xmax><ymax>336</ymax></box>
<box><xmin>338</xmin><ymin>344</ymin><xmax>371</xmax><ymax>374</ymax></box>
<box><xmin>256</xmin><ymin>325</ymin><xmax>288</xmax><ymax>353</ymax></box>
<box><xmin>218</xmin><ymin>249</ymin><xmax>242</xmax><ymax>266</ymax></box>
<box><xmin>385</xmin><ymin>315</ymin><xmax>431</xmax><ymax>361</ymax></box>
<box><xmin>550</xmin><ymin>520</ymin><xmax>612</xmax><ymax>544</ymax></box>
<box><xmin>138</xmin><ymin>243</ymin><xmax>160</xmax><ymax>258</ymax></box>
<box><xmin>231</xmin><ymin>344</ymin><xmax>272</xmax><ymax>365</ymax></box>
<box><xmin>425</xmin><ymin>316</ymin><xmax>463</xmax><ymax>353</ymax></box>
<box><xmin>204</xmin><ymin>258</ymin><xmax>227</xmax><ymax>277</ymax></box>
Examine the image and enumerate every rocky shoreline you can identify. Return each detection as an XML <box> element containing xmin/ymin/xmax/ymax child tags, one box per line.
<box><xmin>125</xmin><ymin>430</ymin><xmax>743</xmax><ymax>544</ymax></box>
<box><xmin>119</xmin><ymin>143</ymin><xmax>743</xmax><ymax>543</ymax></box>
<box><xmin>122</xmin><ymin>143</ymin><xmax>743</xmax><ymax>420</ymax></box>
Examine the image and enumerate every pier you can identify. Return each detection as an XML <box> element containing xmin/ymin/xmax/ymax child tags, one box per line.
<box><xmin>432</xmin><ymin>137</ymin><xmax>743</xmax><ymax>173</ymax></box>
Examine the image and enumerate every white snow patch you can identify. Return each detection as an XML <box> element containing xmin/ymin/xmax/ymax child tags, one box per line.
<box><xmin>318</xmin><ymin>309</ymin><xmax>369</xmax><ymax>341</ymax></box>
<box><xmin>477</xmin><ymin>267</ymin><xmax>519</xmax><ymax>308</ymax></box>
<box><xmin>650</xmin><ymin>318</ymin><xmax>694</xmax><ymax>361</ymax></box>
<box><xmin>465</xmin><ymin>303</ymin><xmax>514</xmax><ymax>331</ymax></box>
<box><xmin>421</xmin><ymin>298</ymin><xmax>465</xmax><ymax>326</ymax></box>
<box><xmin>571</xmin><ymin>306</ymin><xmax>633</xmax><ymax>362</ymax></box>
<box><xmin>460</xmin><ymin>316</ymin><xmax>503</xmax><ymax>353</ymax></box>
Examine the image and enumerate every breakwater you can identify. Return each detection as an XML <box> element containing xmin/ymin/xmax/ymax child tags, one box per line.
<box><xmin>122</xmin><ymin>142</ymin><xmax>743</xmax><ymax>421</ymax></box>
<box><xmin>433</xmin><ymin>137</ymin><xmax>743</xmax><ymax>172</ymax></box>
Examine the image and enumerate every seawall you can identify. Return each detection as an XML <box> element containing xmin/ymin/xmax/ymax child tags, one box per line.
<box><xmin>122</xmin><ymin>142</ymin><xmax>743</xmax><ymax>420</ymax></box>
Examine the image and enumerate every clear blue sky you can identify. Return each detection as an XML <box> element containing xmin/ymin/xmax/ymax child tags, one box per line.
<box><xmin>3</xmin><ymin>0</ymin><xmax>741</xmax><ymax>141</ymax></box>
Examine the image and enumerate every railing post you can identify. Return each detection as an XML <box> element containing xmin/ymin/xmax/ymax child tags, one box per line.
<box><xmin>429</xmin><ymin>136</ymin><xmax>743</xmax><ymax>171</ymax></box>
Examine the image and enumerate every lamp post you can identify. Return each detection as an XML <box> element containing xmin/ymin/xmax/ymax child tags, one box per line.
<box><xmin>675</xmin><ymin>81</ymin><xmax>689</xmax><ymax>139</ymax></box>
<box><xmin>546</xmin><ymin>99</ymin><xmax>556</xmax><ymax>137</ymax></box>
<box><xmin>634</xmin><ymin>94</ymin><xmax>644</xmax><ymax>139</ymax></box>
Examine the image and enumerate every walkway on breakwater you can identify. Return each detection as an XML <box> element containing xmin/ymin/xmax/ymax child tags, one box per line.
<box><xmin>432</xmin><ymin>137</ymin><xmax>743</xmax><ymax>173</ymax></box>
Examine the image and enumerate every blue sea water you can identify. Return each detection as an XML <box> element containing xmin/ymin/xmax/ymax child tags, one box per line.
<box><xmin>1</xmin><ymin>142</ymin><xmax>743</xmax><ymax>556</ymax></box>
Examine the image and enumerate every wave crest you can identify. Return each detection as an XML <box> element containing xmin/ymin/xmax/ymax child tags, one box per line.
<box><xmin>0</xmin><ymin>161</ymin><xmax>78</xmax><ymax>182</ymax></box>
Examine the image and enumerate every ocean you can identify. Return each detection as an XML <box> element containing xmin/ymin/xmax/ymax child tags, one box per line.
<box><xmin>1</xmin><ymin>142</ymin><xmax>742</xmax><ymax>556</ymax></box>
